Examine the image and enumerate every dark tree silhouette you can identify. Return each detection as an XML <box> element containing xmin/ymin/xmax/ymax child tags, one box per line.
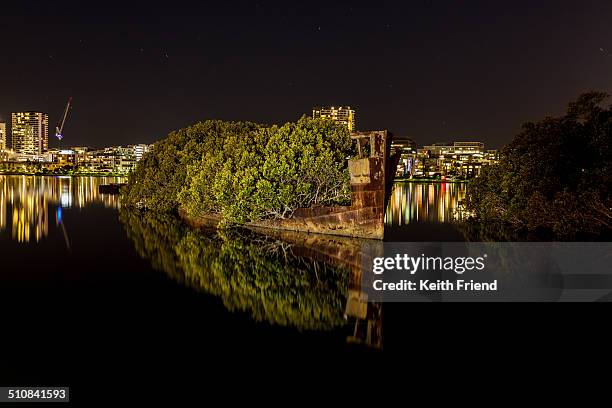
<box><xmin>465</xmin><ymin>92</ymin><xmax>612</xmax><ymax>239</ymax></box>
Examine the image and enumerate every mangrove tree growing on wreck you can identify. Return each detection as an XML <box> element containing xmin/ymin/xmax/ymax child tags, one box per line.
<box><xmin>121</xmin><ymin>117</ymin><xmax>353</xmax><ymax>226</ymax></box>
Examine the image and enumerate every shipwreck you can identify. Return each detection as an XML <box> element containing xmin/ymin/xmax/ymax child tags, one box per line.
<box><xmin>180</xmin><ymin>130</ymin><xmax>399</xmax><ymax>240</ymax></box>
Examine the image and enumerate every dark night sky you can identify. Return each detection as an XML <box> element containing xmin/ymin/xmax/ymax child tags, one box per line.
<box><xmin>1</xmin><ymin>0</ymin><xmax>611</xmax><ymax>149</ymax></box>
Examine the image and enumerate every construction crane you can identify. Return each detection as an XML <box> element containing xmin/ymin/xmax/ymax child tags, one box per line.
<box><xmin>55</xmin><ymin>97</ymin><xmax>72</xmax><ymax>141</ymax></box>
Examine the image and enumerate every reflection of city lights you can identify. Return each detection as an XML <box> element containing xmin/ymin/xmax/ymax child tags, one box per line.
<box><xmin>385</xmin><ymin>182</ymin><xmax>467</xmax><ymax>225</ymax></box>
<box><xmin>60</xmin><ymin>192</ymin><xmax>72</xmax><ymax>208</ymax></box>
<box><xmin>0</xmin><ymin>176</ymin><xmax>124</xmax><ymax>243</ymax></box>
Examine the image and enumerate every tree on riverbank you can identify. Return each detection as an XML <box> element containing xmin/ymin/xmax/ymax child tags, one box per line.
<box><xmin>122</xmin><ymin>117</ymin><xmax>353</xmax><ymax>225</ymax></box>
<box><xmin>465</xmin><ymin>92</ymin><xmax>612</xmax><ymax>238</ymax></box>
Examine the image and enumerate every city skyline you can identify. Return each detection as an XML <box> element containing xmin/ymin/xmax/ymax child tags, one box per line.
<box><xmin>2</xmin><ymin>0</ymin><xmax>611</xmax><ymax>150</ymax></box>
<box><xmin>0</xmin><ymin>105</ymin><xmax>497</xmax><ymax>153</ymax></box>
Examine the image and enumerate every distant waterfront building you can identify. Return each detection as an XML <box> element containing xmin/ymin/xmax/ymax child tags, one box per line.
<box><xmin>131</xmin><ymin>144</ymin><xmax>151</xmax><ymax>161</ymax></box>
<box><xmin>411</xmin><ymin>141</ymin><xmax>497</xmax><ymax>179</ymax></box>
<box><xmin>422</xmin><ymin>141</ymin><xmax>484</xmax><ymax>156</ymax></box>
<box><xmin>312</xmin><ymin>106</ymin><xmax>356</xmax><ymax>132</ymax></box>
<box><xmin>0</xmin><ymin>141</ymin><xmax>154</xmax><ymax>175</ymax></box>
<box><xmin>391</xmin><ymin>136</ymin><xmax>417</xmax><ymax>178</ymax></box>
<box><xmin>391</xmin><ymin>136</ymin><xmax>417</xmax><ymax>154</ymax></box>
<box><xmin>11</xmin><ymin>112</ymin><xmax>49</xmax><ymax>155</ymax></box>
<box><xmin>61</xmin><ymin>144</ymin><xmax>154</xmax><ymax>174</ymax></box>
<box><xmin>483</xmin><ymin>149</ymin><xmax>500</xmax><ymax>165</ymax></box>
<box><xmin>0</xmin><ymin>122</ymin><xmax>6</xmax><ymax>150</ymax></box>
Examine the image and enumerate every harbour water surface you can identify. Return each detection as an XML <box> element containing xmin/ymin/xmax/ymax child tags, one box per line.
<box><xmin>0</xmin><ymin>175</ymin><xmax>489</xmax><ymax>388</ymax></box>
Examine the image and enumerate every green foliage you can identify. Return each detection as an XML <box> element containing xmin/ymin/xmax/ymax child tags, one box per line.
<box><xmin>121</xmin><ymin>120</ymin><xmax>263</xmax><ymax>212</ymax></box>
<box><xmin>178</xmin><ymin>125</ymin><xmax>271</xmax><ymax>224</ymax></box>
<box><xmin>248</xmin><ymin>116</ymin><xmax>353</xmax><ymax>221</ymax></box>
<box><xmin>465</xmin><ymin>92</ymin><xmax>612</xmax><ymax>238</ymax></box>
<box><xmin>123</xmin><ymin>117</ymin><xmax>353</xmax><ymax>225</ymax></box>
<box><xmin>119</xmin><ymin>209</ymin><xmax>349</xmax><ymax>330</ymax></box>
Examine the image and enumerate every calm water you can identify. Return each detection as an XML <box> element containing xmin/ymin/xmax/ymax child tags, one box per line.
<box><xmin>0</xmin><ymin>176</ymin><xmax>502</xmax><ymax>389</ymax></box>
<box><xmin>0</xmin><ymin>176</ymin><xmax>602</xmax><ymax>399</ymax></box>
<box><xmin>0</xmin><ymin>175</ymin><xmax>123</xmax><ymax>244</ymax></box>
<box><xmin>0</xmin><ymin>175</ymin><xmax>381</xmax><ymax>389</ymax></box>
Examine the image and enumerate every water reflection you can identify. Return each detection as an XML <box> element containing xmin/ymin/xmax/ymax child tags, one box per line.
<box><xmin>0</xmin><ymin>175</ymin><xmax>125</xmax><ymax>243</ymax></box>
<box><xmin>385</xmin><ymin>182</ymin><xmax>467</xmax><ymax>225</ymax></box>
<box><xmin>120</xmin><ymin>210</ymin><xmax>383</xmax><ymax>347</ymax></box>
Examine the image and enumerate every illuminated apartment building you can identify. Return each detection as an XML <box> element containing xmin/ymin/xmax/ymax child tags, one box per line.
<box><xmin>312</xmin><ymin>106</ymin><xmax>356</xmax><ymax>132</ymax></box>
<box><xmin>422</xmin><ymin>141</ymin><xmax>484</xmax><ymax>156</ymax></box>
<box><xmin>131</xmin><ymin>144</ymin><xmax>151</xmax><ymax>161</ymax></box>
<box><xmin>391</xmin><ymin>136</ymin><xmax>417</xmax><ymax>178</ymax></box>
<box><xmin>11</xmin><ymin>112</ymin><xmax>49</xmax><ymax>155</ymax></box>
<box><xmin>412</xmin><ymin>141</ymin><xmax>497</xmax><ymax>179</ymax></box>
<box><xmin>0</xmin><ymin>122</ymin><xmax>6</xmax><ymax>150</ymax></box>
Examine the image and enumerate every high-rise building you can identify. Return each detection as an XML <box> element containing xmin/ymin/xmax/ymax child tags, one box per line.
<box><xmin>0</xmin><ymin>122</ymin><xmax>6</xmax><ymax>151</ymax></box>
<box><xmin>312</xmin><ymin>106</ymin><xmax>356</xmax><ymax>132</ymax></box>
<box><xmin>11</xmin><ymin>112</ymin><xmax>49</xmax><ymax>155</ymax></box>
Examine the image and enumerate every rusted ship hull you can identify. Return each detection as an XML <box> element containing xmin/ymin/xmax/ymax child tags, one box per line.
<box><xmin>250</xmin><ymin>131</ymin><xmax>397</xmax><ymax>240</ymax></box>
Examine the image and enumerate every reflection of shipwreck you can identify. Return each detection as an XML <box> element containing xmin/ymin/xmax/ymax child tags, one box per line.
<box><xmin>246</xmin><ymin>226</ymin><xmax>384</xmax><ymax>350</ymax></box>
<box><xmin>250</xmin><ymin>131</ymin><xmax>398</xmax><ymax>240</ymax></box>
